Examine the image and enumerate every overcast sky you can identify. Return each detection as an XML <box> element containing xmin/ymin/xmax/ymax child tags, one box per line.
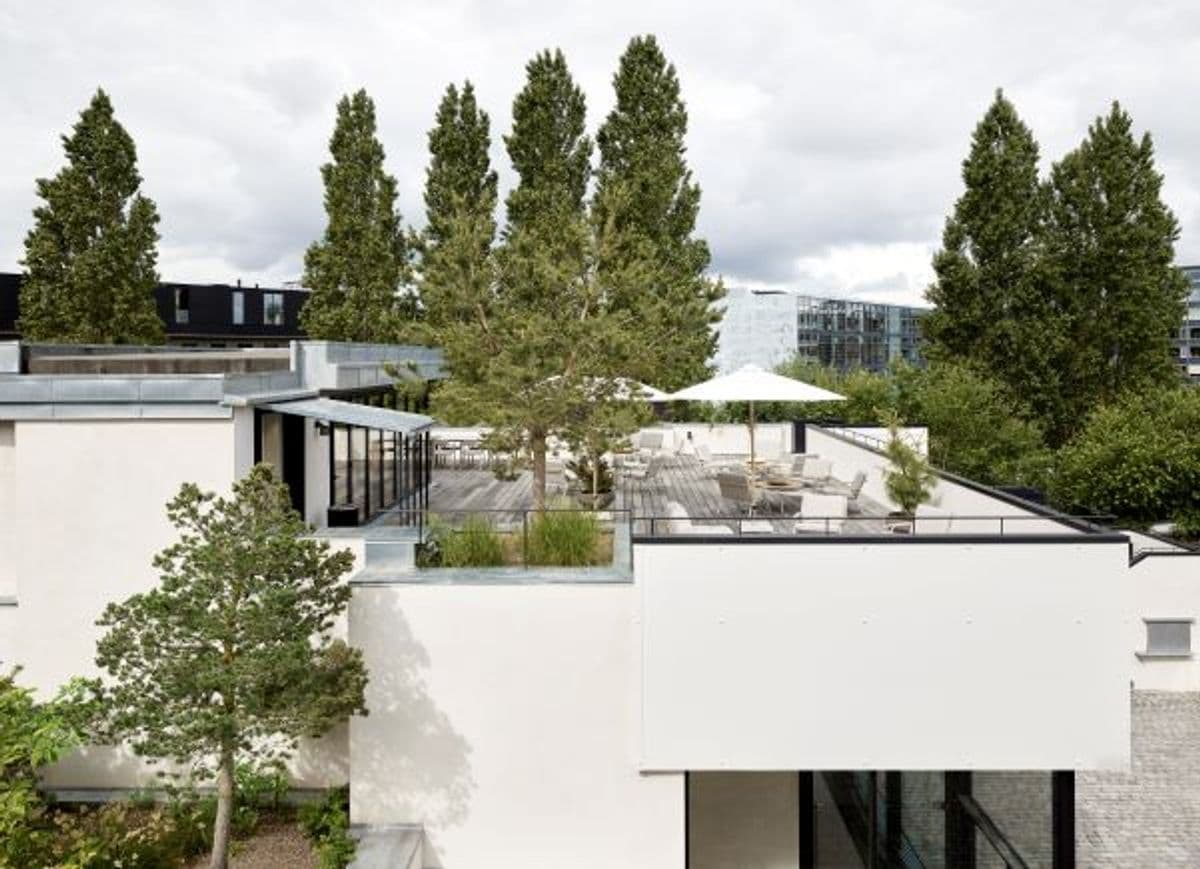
<box><xmin>3</xmin><ymin>1</ymin><xmax>1199</xmax><ymax>307</ymax></box>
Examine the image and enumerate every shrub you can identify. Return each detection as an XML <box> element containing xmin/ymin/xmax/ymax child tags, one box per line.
<box><xmin>527</xmin><ymin>502</ymin><xmax>601</xmax><ymax>566</ymax></box>
<box><xmin>881</xmin><ymin>415</ymin><xmax>937</xmax><ymax>515</ymax></box>
<box><xmin>299</xmin><ymin>787</ymin><xmax>356</xmax><ymax>869</ymax></box>
<box><xmin>421</xmin><ymin>514</ymin><xmax>506</xmax><ymax>567</ymax></box>
<box><xmin>1052</xmin><ymin>387</ymin><xmax>1200</xmax><ymax>533</ymax></box>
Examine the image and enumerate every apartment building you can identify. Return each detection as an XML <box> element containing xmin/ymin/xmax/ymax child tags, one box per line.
<box><xmin>715</xmin><ymin>287</ymin><xmax>927</xmax><ymax>375</ymax></box>
<box><xmin>0</xmin><ymin>272</ymin><xmax>309</xmax><ymax>347</ymax></box>
<box><xmin>1175</xmin><ymin>265</ymin><xmax>1200</xmax><ymax>381</ymax></box>
<box><xmin>2</xmin><ymin>340</ymin><xmax>1198</xmax><ymax>867</ymax></box>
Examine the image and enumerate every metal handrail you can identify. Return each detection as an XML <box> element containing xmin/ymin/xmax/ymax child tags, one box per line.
<box><xmin>634</xmin><ymin>513</ymin><xmax>1119</xmax><ymax>538</ymax></box>
<box><xmin>958</xmin><ymin>794</ymin><xmax>1031</xmax><ymax>869</ymax></box>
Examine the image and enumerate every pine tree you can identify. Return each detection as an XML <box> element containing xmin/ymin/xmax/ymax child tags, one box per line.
<box><xmin>1045</xmin><ymin>102</ymin><xmax>1189</xmax><ymax>431</ymax></box>
<box><xmin>419</xmin><ymin>81</ymin><xmax>498</xmax><ymax>328</ymax></box>
<box><xmin>19</xmin><ymin>89</ymin><xmax>164</xmax><ymax>344</ymax></box>
<box><xmin>432</xmin><ymin>50</ymin><xmax>639</xmax><ymax>509</ymax></box>
<box><xmin>95</xmin><ymin>465</ymin><xmax>367</xmax><ymax>869</ymax></box>
<box><xmin>593</xmin><ymin>35</ymin><xmax>724</xmax><ymax>390</ymax></box>
<box><xmin>303</xmin><ymin>90</ymin><xmax>411</xmax><ymax>341</ymax></box>
<box><xmin>923</xmin><ymin>90</ymin><xmax>1064</xmax><ymax>431</ymax></box>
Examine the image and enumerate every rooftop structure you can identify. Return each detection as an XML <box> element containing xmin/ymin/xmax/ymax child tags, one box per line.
<box><xmin>3</xmin><ymin>342</ymin><xmax>1198</xmax><ymax>867</ymax></box>
<box><xmin>1176</xmin><ymin>265</ymin><xmax>1200</xmax><ymax>380</ymax></box>
<box><xmin>715</xmin><ymin>287</ymin><xmax>928</xmax><ymax>374</ymax></box>
<box><xmin>0</xmin><ymin>272</ymin><xmax>308</xmax><ymax>347</ymax></box>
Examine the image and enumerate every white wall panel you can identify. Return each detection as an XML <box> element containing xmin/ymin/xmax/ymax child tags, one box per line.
<box><xmin>638</xmin><ymin>540</ymin><xmax>1131</xmax><ymax>771</ymax></box>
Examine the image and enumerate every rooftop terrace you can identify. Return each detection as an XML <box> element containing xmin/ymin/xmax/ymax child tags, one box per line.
<box><xmin>412</xmin><ymin>422</ymin><xmax>1119</xmax><ymax>541</ymax></box>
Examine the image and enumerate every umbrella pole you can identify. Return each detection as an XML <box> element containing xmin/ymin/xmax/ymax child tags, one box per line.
<box><xmin>749</xmin><ymin>399</ymin><xmax>756</xmax><ymax>493</ymax></box>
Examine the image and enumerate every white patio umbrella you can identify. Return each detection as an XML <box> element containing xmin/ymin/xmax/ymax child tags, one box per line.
<box><xmin>667</xmin><ymin>364</ymin><xmax>845</xmax><ymax>474</ymax></box>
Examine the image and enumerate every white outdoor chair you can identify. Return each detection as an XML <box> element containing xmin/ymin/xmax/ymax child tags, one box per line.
<box><xmin>801</xmin><ymin>458</ymin><xmax>833</xmax><ymax>484</ymax></box>
<box><xmin>847</xmin><ymin>470</ymin><xmax>867</xmax><ymax>501</ymax></box>
<box><xmin>664</xmin><ymin>500</ymin><xmax>734</xmax><ymax>536</ymax></box>
<box><xmin>793</xmin><ymin>492</ymin><xmax>849</xmax><ymax>534</ymax></box>
<box><xmin>717</xmin><ymin>471</ymin><xmax>761</xmax><ymax>516</ymax></box>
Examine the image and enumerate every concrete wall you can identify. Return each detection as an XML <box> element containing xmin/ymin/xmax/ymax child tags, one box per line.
<box><xmin>349</xmin><ymin>581</ymin><xmax>683</xmax><ymax>868</ymax></box>
<box><xmin>7</xmin><ymin>416</ymin><xmax>351</xmax><ymax>789</ymax></box>
<box><xmin>1079</xmin><ymin>691</ymin><xmax>1200</xmax><ymax>867</ymax></box>
<box><xmin>688</xmin><ymin>772</ymin><xmax>798</xmax><ymax>869</ymax></box>
<box><xmin>0</xmin><ymin>421</ymin><xmax>14</xmax><ymax>598</ymax></box>
<box><xmin>1130</xmin><ymin>553</ymin><xmax>1200</xmax><ymax>691</ymax></box>
<box><xmin>637</xmin><ymin>540</ymin><xmax>1131</xmax><ymax>771</ymax></box>
<box><xmin>658</xmin><ymin>422</ymin><xmax>793</xmax><ymax>458</ymax></box>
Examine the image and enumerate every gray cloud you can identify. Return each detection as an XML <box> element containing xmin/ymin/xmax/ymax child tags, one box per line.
<box><xmin>3</xmin><ymin>0</ymin><xmax>1200</xmax><ymax>305</ymax></box>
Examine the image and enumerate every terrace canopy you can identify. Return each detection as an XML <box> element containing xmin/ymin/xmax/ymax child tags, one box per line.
<box><xmin>667</xmin><ymin>364</ymin><xmax>844</xmax><ymax>470</ymax></box>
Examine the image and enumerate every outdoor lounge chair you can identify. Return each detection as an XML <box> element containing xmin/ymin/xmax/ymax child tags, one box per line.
<box><xmin>664</xmin><ymin>500</ymin><xmax>734</xmax><ymax>536</ymax></box>
<box><xmin>847</xmin><ymin>470</ymin><xmax>867</xmax><ymax>502</ymax></box>
<box><xmin>716</xmin><ymin>471</ymin><xmax>761</xmax><ymax>515</ymax></box>
<box><xmin>793</xmin><ymin>492</ymin><xmax>849</xmax><ymax>534</ymax></box>
<box><xmin>801</xmin><ymin>458</ymin><xmax>833</xmax><ymax>484</ymax></box>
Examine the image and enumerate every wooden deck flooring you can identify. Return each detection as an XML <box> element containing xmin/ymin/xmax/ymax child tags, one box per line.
<box><xmin>427</xmin><ymin>457</ymin><xmax>889</xmax><ymax>535</ymax></box>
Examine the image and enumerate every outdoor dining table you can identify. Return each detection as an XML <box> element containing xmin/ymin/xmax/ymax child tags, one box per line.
<box><xmin>759</xmin><ymin>480</ymin><xmax>806</xmax><ymax>513</ymax></box>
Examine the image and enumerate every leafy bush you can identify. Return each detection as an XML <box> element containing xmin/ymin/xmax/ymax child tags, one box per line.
<box><xmin>46</xmin><ymin>803</ymin><xmax>182</xmax><ymax>868</ymax></box>
<box><xmin>527</xmin><ymin>503</ymin><xmax>601</xmax><ymax>566</ymax></box>
<box><xmin>1052</xmin><ymin>387</ymin><xmax>1200</xmax><ymax>533</ymax></box>
<box><xmin>299</xmin><ymin>787</ymin><xmax>356</xmax><ymax>869</ymax></box>
<box><xmin>0</xmin><ymin>668</ymin><xmax>96</xmax><ymax>868</ymax></box>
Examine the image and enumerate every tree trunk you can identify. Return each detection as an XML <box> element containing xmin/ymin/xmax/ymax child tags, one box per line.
<box><xmin>592</xmin><ymin>454</ymin><xmax>600</xmax><ymax>512</ymax></box>
<box><xmin>210</xmin><ymin>745</ymin><xmax>235</xmax><ymax>869</ymax></box>
<box><xmin>531</xmin><ymin>432</ymin><xmax>547</xmax><ymax>512</ymax></box>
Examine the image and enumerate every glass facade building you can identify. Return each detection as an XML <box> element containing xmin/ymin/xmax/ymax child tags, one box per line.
<box><xmin>1175</xmin><ymin>265</ymin><xmax>1200</xmax><ymax>381</ymax></box>
<box><xmin>795</xmin><ymin>295</ymin><xmax>925</xmax><ymax>372</ymax></box>
<box><xmin>714</xmin><ymin>287</ymin><xmax>928</xmax><ymax>374</ymax></box>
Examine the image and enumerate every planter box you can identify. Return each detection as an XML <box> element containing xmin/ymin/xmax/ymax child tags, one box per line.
<box><xmin>327</xmin><ymin>504</ymin><xmax>360</xmax><ymax>528</ymax></box>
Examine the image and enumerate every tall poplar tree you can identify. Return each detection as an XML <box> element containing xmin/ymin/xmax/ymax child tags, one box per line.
<box><xmin>303</xmin><ymin>89</ymin><xmax>411</xmax><ymax>341</ymax></box>
<box><xmin>418</xmin><ymin>81</ymin><xmax>498</xmax><ymax>328</ymax></box>
<box><xmin>431</xmin><ymin>50</ymin><xmax>636</xmax><ymax>509</ymax></box>
<box><xmin>593</xmin><ymin>35</ymin><xmax>724</xmax><ymax>390</ymax></box>
<box><xmin>20</xmin><ymin>89</ymin><xmax>164</xmax><ymax>344</ymax></box>
<box><xmin>1045</xmin><ymin>102</ymin><xmax>1188</xmax><ymax>431</ymax></box>
<box><xmin>923</xmin><ymin>90</ymin><xmax>1063</xmax><ymax>430</ymax></box>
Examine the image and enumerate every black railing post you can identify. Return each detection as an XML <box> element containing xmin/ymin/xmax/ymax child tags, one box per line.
<box><xmin>1052</xmin><ymin>771</ymin><xmax>1075</xmax><ymax>869</ymax></box>
<box><xmin>798</xmin><ymin>771</ymin><xmax>815</xmax><ymax>869</ymax></box>
<box><xmin>945</xmin><ymin>771</ymin><xmax>975</xmax><ymax>868</ymax></box>
<box><xmin>522</xmin><ymin>511</ymin><xmax>529</xmax><ymax>566</ymax></box>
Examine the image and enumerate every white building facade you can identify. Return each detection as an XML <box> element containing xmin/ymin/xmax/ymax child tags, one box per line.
<box><xmin>2</xmin><ymin>342</ymin><xmax>1199</xmax><ymax>867</ymax></box>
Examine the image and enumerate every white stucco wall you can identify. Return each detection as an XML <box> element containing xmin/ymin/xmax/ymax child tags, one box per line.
<box><xmin>349</xmin><ymin>582</ymin><xmax>683</xmax><ymax>868</ymax></box>
<box><xmin>659</xmin><ymin>422</ymin><xmax>794</xmax><ymax>458</ymax></box>
<box><xmin>1130</xmin><ymin>553</ymin><xmax>1200</xmax><ymax>691</ymax></box>
<box><xmin>7</xmin><ymin>416</ymin><xmax>352</xmax><ymax>789</ymax></box>
<box><xmin>0</xmin><ymin>421</ymin><xmax>15</xmax><ymax>599</ymax></box>
<box><xmin>638</xmin><ymin>540</ymin><xmax>1132</xmax><ymax>772</ymax></box>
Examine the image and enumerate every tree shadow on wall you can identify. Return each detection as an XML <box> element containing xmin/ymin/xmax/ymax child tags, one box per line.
<box><xmin>354</xmin><ymin>598</ymin><xmax>475</xmax><ymax>840</ymax></box>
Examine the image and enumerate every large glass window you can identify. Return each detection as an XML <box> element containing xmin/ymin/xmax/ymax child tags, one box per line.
<box><xmin>232</xmin><ymin>290</ymin><xmax>245</xmax><ymax>325</ymax></box>
<box><xmin>263</xmin><ymin>292</ymin><xmax>285</xmax><ymax>326</ymax></box>
<box><xmin>174</xmin><ymin>287</ymin><xmax>190</xmax><ymax>324</ymax></box>
<box><xmin>333</xmin><ymin>424</ymin><xmax>351</xmax><ymax>507</ymax></box>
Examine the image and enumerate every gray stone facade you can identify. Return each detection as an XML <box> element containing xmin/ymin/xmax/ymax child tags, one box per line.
<box><xmin>1078</xmin><ymin>690</ymin><xmax>1200</xmax><ymax>867</ymax></box>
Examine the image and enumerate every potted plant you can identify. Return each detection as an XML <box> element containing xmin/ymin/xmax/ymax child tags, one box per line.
<box><xmin>881</xmin><ymin>413</ymin><xmax>936</xmax><ymax>530</ymax></box>
<box><xmin>568</xmin><ymin>454</ymin><xmax>615</xmax><ymax>510</ymax></box>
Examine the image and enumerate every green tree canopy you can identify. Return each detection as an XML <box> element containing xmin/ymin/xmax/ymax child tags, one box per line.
<box><xmin>418</xmin><ymin>80</ymin><xmax>498</xmax><ymax>330</ymax></box>
<box><xmin>431</xmin><ymin>49</ymin><xmax>643</xmax><ymax>509</ymax></box>
<box><xmin>1045</xmin><ymin>102</ymin><xmax>1189</xmax><ymax>430</ymax></box>
<box><xmin>923</xmin><ymin>90</ymin><xmax>1063</xmax><ymax>431</ymax></box>
<box><xmin>19</xmin><ymin>89</ymin><xmax>164</xmax><ymax>344</ymax></box>
<box><xmin>303</xmin><ymin>89</ymin><xmax>412</xmax><ymax>341</ymax></box>
<box><xmin>1052</xmin><ymin>387</ymin><xmax>1200</xmax><ymax>533</ymax></box>
<box><xmin>95</xmin><ymin>465</ymin><xmax>367</xmax><ymax>869</ymax></box>
<box><xmin>593</xmin><ymin>35</ymin><xmax>724</xmax><ymax>390</ymax></box>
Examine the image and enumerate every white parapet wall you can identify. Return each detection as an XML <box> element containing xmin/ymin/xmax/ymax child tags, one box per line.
<box><xmin>349</xmin><ymin>581</ymin><xmax>683</xmax><ymax>868</ymax></box>
<box><xmin>636</xmin><ymin>539</ymin><xmax>1132</xmax><ymax>772</ymax></box>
